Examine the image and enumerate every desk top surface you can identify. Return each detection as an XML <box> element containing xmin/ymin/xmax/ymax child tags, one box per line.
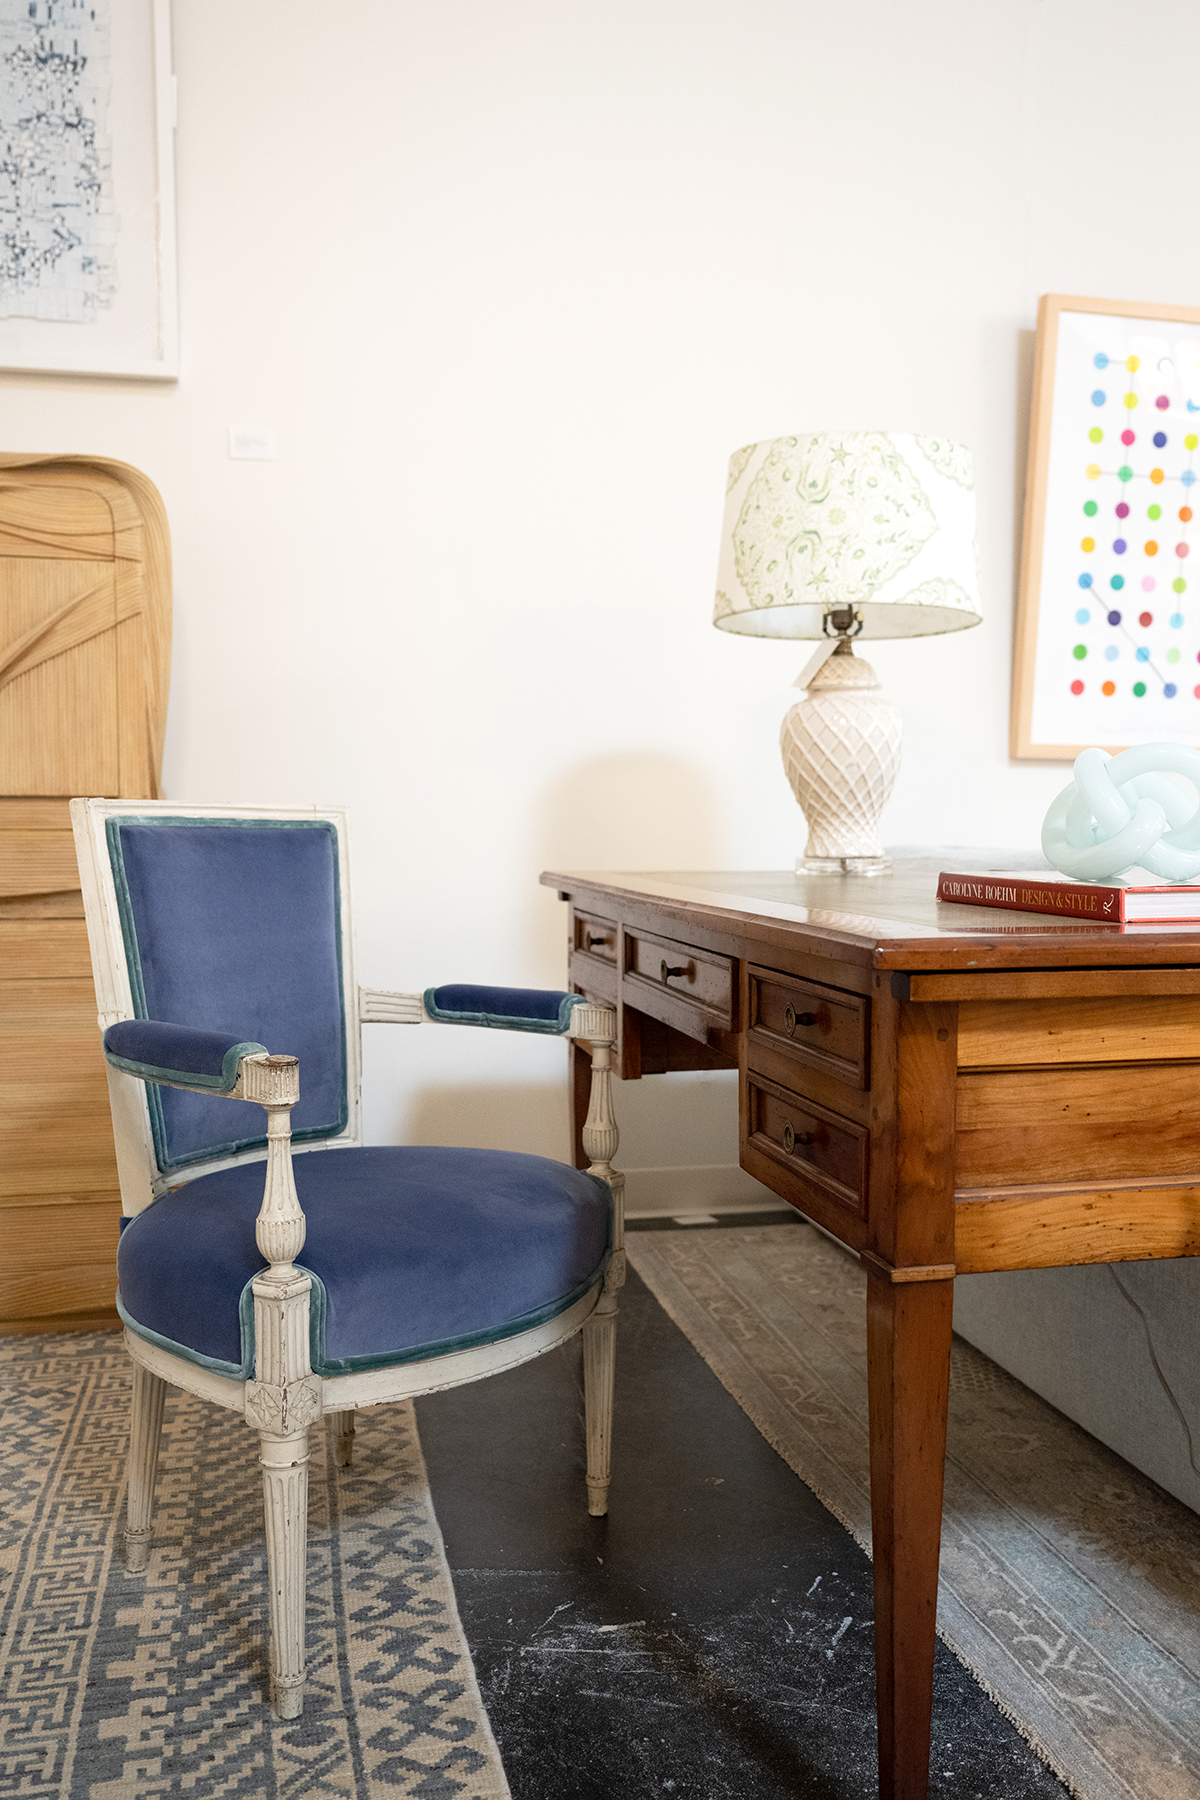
<box><xmin>542</xmin><ymin>855</ymin><xmax>1200</xmax><ymax>971</ymax></box>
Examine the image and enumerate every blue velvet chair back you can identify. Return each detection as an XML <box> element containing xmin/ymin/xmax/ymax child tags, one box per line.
<box><xmin>106</xmin><ymin>816</ymin><xmax>349</xmax><ymax>1174</ymax></box>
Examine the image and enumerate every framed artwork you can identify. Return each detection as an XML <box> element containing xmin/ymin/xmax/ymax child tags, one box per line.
<box><xmin>1012</xmin><ymin>293</ymin><xmax>1200</xmax><ymax>759</ymax></box>
<box><xmin>0</xmin><ymin>0</ymin><xmax>177</xmax><ymax>380</ymax></box>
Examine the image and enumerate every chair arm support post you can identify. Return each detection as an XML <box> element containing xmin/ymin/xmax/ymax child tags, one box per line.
<box><xmin>571</xmin><ymin>1004</ymin><xmax>622</xmax><ymax>1248</ymax></box>
<box><xmin>242</xmin><ymin>1052</ymin><xmax>321</xmax><ymax>1435</ymax></box>
<box><xmin>239</xmin><ymin>1055</ymin><xmax>305</xmax><ymax>1273</ymax></box>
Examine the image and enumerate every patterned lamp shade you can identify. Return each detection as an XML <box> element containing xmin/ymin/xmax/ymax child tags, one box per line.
<box><xmin>713</xmin><ymin>432</ymin><xmax>983</xmax><ymax>640</ymax></box>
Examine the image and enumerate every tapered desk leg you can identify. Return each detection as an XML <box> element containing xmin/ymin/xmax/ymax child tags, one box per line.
<box><xmin>867</xmin><ymin>1271</ymin><xmax>954</xmax><ymax>1800</ymax></box>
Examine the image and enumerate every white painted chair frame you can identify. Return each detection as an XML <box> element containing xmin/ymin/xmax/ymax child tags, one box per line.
<box><xmin>71</xmin><ymin>799</ymin><xmax>623</xmax><ymax>1720</ymax></box>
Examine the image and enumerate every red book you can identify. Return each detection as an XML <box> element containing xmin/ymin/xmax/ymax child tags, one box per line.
<box><xmin>935</xmin><ymin>871</ymin><xmax>1200</xmax><ymax>925</ymax></box>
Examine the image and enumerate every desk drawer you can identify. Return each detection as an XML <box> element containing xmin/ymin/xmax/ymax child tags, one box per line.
<box><xmin>744</xmin><ymin>1070</ymin><xmax>868</xmax><ymax>1218</ymax></box>
<box><xmin>748</xmin><ymin>964</ymin><xmax>869</xmax><ymax>1088</ymax></box>
<box><xmin>623</xmin><ymin>928</ymin><xmax>734</xmax><ymax>1032</ymax></box>
<box><xmin>573</xmin><ymin>909</ymin><xmax>617</xmax><ymax>964</ymax></box>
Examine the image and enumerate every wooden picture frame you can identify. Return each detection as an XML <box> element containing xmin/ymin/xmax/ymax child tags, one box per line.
<box><xmin>0</xmin><ymin>0</ymin><xmax>178</xmax><ymax>380</ymax></box>
<box><xmin>1012</xmin><ymin>294</ymin><xmax>1200</xmax><ymax>760</ymax></box>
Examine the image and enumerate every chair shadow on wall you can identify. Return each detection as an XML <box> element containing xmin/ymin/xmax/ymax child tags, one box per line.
<box><xmin>404</xmin><ymin>1082</ymin><xmax>574</xmax><ymax>1160</ymax></box>
<box><xmin>404</xmin><ymin>753</ymin><xmax>729</xmax><ymax>1165</ymax></box>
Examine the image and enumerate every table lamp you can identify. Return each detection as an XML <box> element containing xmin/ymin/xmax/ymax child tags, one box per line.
<box><xmin>714</xmin><ymin>432</ymin><xmax>983</xmax><ymax>874</ymax></box>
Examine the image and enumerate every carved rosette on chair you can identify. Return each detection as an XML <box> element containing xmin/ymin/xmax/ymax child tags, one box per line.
<box><xmin>72</xmin><ymin>803</ymin><xmax>623</xmax><ymax>1721</ymax></box>
<box><xmin>713</xmin><ymin>432</ymin><xmax>983</xmax><ymax>874</ymax></box>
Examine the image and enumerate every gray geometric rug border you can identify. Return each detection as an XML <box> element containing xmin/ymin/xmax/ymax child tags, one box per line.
<box><xmin>0</xmin><ymin>1330</ymin><xmax>511</xmax><ymax>1800</ymax></box>
<box><xmin>628</xmin><ymin>1224</ymin><xmax>1200</xmax><ymax>1800</ymax></box>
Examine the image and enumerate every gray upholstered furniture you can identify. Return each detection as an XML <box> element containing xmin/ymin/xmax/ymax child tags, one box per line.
<box><xmin>955</xmin><ymin>1264</ymin><xmax>1200</xmax><ymax>1514</ymax></box>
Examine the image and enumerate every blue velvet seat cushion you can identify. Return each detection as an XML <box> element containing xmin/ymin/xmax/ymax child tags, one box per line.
<box><xmin>104</xmin><ymin>1019</ymin><xmax>267</xmax><ymax>1092</ymax></box>
<box><xmin>424</xmin><ymin>984</ymin><xmax>583</xmax><ymax>1033</ymax></box>
<box><xmin>117</xmin><ymin>1145</ymin><xmax>611</xmax><ymax>1378</ymax></box>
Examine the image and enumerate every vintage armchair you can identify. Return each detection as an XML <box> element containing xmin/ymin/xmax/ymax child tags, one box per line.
<box><xmin>71</xmin><ymin>799</ymin><xmax>623</xmax><ymax>1720</ymax></box>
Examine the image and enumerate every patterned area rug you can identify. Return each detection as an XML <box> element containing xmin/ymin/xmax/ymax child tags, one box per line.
<box><xmin>627</xmin><ymin>1223</ymin><xmax>1200</xmax><ymax>1800</ymax></box>
<box><xmin>0</xmin><ymin>1331</ymin><xmax>510</xmax><ymax>1800</ymax></box>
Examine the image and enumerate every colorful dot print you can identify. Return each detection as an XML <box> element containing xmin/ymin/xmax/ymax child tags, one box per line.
<box><xmin>1066</xmin><ymin>328</ymin><xmax>1199</xmax><ymax>710</ymax></box>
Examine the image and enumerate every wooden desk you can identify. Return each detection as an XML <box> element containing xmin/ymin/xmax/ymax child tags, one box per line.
<box><xmin>542</xmin><ymin>860</ymin><xmax>1200</xmax><ymax>1800</ymax></box>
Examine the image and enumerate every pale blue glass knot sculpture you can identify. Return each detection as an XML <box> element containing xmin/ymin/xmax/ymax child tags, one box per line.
<box><xmin>1042</xmin><ymin>744</ymin><xmax>1200</xmax><ymax>882</ymax></box>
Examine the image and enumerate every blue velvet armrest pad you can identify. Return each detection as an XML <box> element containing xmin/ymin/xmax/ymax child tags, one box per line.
<box><xmin>423</xmin><ymin>985</ymin><xmax>583</xmax><ymax>1034</ymax></box>
<box><xmin>103</xmin><ymin>1019</ymin><xmax>268</xmax><ymax>1093</ymax></box>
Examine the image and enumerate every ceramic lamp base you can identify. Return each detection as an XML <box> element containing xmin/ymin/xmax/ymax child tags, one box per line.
<box><xmin>780</xmin><ymin>641</ymin><xmax>901</xmax><ymax>872</ymax></box>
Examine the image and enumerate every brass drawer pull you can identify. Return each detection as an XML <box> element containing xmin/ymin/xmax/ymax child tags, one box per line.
<box><xmin>784</xmin><ymin>1003</ymin><xmax>818</xmax><ymax>1036</ymax></box>
<box><xmin>661</xmin><ymin>959</ymin><xmax>690</xmax><ymax>983</ymax></box>
<box><xmin>587</xmin><ymin>934</ymin><xmax>611</xmax><ymax>950</ymax></box>
<box><xmin>782</xmin><ymin>1122</ymin><xmax>814</xmax><ymax>1154</ymax></box>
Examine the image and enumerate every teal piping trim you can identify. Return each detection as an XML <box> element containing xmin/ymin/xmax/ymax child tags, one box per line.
<box><xmin>308</xmin><ymin>1257</ymin><xmax>609</xmax><ymax>1376</ymax></box>
<box><xmin>117</xmin><ymin>1258</ymin><xmax>607</xmax><ymax>1383</ymax></box>
<box><xmin>105</xmin><ymin>816</ymin><xmax>350</xmax><ymax>1172</ymax></box>
<box><xmin>116</xmin><ymin>1174</ymin><xmax>613</xmax><ymax>1384</ymax></box>
<box><xmin>103</xmin><ymin>1041</ymin><xmax>267</xmax><ymax>1094</ymax></box>
<box><xmin>422</xmin><ymin>988</ymin><xmax>583</xmax><ymax>1035</ymax></box>
<box><xmin>117</xmin><ymin>1287</ymin><xmax>250</xmax><ymax>1380</ymax></box>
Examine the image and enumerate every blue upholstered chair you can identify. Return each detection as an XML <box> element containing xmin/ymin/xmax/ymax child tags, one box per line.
<box><xmin>71</xmin><ymin>800</ymin><xmax>623</xmax><ymax>1719</ymax></box>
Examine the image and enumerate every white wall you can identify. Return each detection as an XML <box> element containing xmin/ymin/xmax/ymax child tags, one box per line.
<box><xmin>4</xmin><ymin>0</ymin><xmax>1198</xmax><ymax>1181</ymax></box>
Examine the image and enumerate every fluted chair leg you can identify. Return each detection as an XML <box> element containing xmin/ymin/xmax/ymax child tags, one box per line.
<box><xmin>259</xmin><ymin>1425</ymin><xmax>312</xmax><ymax>1719</ymax></box>
<box><xmin>583</xmin><ymin>1285</ymin><xmax>619</xmax><ymax>1514</ymax></box>
<box><xmin>330</xmin><ymin>1408</ymin><xmax>355</xmax><ymax>1467</ymax></box>
<box><xmin>125</xmin><ymin>1363</ymin><xmax>166</xmax><ymax>1573</ymax></box>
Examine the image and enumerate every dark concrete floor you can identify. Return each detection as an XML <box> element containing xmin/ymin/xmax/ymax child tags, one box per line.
<box><xmin>416</xmin><ymin>1221</ymin><xmax>1070</xmax><ymax>1800</ymax></box>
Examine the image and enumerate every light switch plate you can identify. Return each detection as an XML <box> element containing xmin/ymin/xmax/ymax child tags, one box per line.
<box><xmin>229</xmin><ymin>426</ymin><xmax>275</xmax><ymax>460</ymax></box>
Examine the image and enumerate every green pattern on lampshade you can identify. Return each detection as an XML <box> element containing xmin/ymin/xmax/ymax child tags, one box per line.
<box><xmin>713</xmin><ymin>431</ymin><xmax>983</xmax><ymax>641</ymax></box>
